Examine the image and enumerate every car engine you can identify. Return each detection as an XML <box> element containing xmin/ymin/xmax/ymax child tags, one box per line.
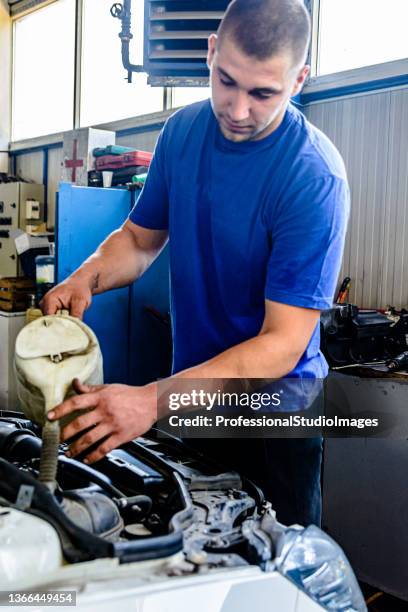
<box><xmin>0</xmin><ymin>410</ymin><xmax>369</xmax><ymax>612</ymax></box>
<box><xmin>0</xmin><ymin>411</ymin><xmax>281</xmax><ymax>573</ymax></box>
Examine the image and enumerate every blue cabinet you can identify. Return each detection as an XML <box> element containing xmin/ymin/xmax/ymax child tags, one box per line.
<box><xmin>56</xmin><ymin>183</ymin><xmax>170</xmax><ymax>385</ymax></box>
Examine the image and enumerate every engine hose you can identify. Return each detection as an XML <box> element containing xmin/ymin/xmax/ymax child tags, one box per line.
<box><xmin>38</xmin><ymin>419</ymin><xmax>60</xmax><ymax>493</ymax></box>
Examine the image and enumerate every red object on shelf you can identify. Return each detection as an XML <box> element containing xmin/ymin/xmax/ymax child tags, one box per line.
<box><xmin>95</xmin><ymin>150</ymin><xmax>153</xmax><ymax>170</ymax></box>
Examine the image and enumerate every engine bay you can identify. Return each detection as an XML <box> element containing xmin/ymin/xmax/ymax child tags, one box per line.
<box><xmin>0</xmin><ymin>411</ymin><xmax>282</xmax><ymax>573</ymax></box>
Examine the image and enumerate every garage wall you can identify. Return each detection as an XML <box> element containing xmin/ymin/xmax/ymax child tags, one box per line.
<box><xmin>10</xmin><ymin>111</ymin><xmax>168</xmax><ymax>229</ymax></box>
<box><xmin>15</xmin><ymin>151</ymin><xmax>43</xmax><ymax>183</ymax></box>
<box><xmin>305</xmin><ymin>87</ymin><xmax>408</xmax><ymax>309</ymax></box>
<box><xmin>116</xmin><ymin>129</ymin><xmax>161</xmax><ymax>152</ymax></box>
<box><xmin>9</xmin><ymin>87</ymin><xmax>408</xmax><ymax>309</ymax></box>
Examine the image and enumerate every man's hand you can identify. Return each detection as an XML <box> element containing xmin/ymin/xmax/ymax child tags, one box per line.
<box><xmin>48</xmin><ymin>379</ymin><xmax>157</xmax><ymax>463</ymax></box>
<box><xmin>41</xmin><ymin>277</ymin><xmax>93</xmax><ymax>319</ymax></box>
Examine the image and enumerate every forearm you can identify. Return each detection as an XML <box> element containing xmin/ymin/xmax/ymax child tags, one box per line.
<box><xmin>69</xmin><ymin>226</ymin><xmax>164</xmax><ymax>294</ymax></box>
<box><xmin>180</xmin><ymin>332</ymin><xmax>298</xmax><ymax>379</ymax></box>
<box><xmin>156</xmin><ymin>331</ymin><xmax>301</xmax><ymax>419</ymax></box>
<box><xmin>172</xmin><ymin>300</ymin><xmax>319</xmax><ymax>383</ymax></box>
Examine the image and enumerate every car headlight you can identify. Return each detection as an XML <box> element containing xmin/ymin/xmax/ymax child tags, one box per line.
<box><xmin>275</xmin><ymin>525</ymin><xmax>367</xmax><ymax>611</ymax></box>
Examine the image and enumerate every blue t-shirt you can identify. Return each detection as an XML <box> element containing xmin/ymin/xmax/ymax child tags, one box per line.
<box><xmin>129</xmin><ymin>100</ymin><xmax>349</xmax><ymax>378</ymax></box>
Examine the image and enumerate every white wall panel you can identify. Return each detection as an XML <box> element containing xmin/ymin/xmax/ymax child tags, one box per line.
<box><xmin>15</xmin><ymin>151</ymin><xmax>43</xmax><ymax>184</ymax></box>
<box><xmin>306</xmin><ymin>88</ymin><xmax>408</xmax><ymax>308</ymax></box>
<box><xmin>382</xmin><ymin>89</ymin><xmax>408</xmax><ymax>308</ymax></box>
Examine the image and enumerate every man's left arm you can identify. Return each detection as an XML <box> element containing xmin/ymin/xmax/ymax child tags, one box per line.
<box><xmin>47</xmin><ymin>300</ymin><xmax>319</xmax><ymax>463</ymax></box>
<box><xmin>178</xmin><ymin>299</ymin><xmax>320</xmax><ymax>379</ymax></box>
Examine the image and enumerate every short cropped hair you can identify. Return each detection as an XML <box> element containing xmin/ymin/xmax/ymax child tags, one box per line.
<box><xmin>217</xmin><ymin>0</ymin><xmax>311</xmax><ymax>67</ymax></box>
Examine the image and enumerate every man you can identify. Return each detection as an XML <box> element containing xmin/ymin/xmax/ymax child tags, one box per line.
<box><xmin>43</xmin><ymin>0</ymin><xmax>349</xmax><ymax>527</ymax></box>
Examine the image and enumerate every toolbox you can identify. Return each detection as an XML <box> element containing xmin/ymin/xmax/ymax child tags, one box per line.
<box><xmin>95</xmin><ymin>151</ymin><xmax>153</xmax><ymax>171</ymax></box>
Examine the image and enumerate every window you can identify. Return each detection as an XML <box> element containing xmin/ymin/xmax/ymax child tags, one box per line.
<box><xmin>80</xmin><ymin>0</ymin><xmax>164</xmax><ymax>127</ymax></box>
<box><xmin>172</xmin><ymin>87</ymin><xmax>210</xmax><ymax>108</ymax></box>
<box><xmin>12</xmin><ymin>0</ymin><xmax>76</xmax><ymax>140</ymax></box>
<box><xmin>317</xmin><ymin>0</ymin><xmax>408</xmax><ymax>76</ymax></box>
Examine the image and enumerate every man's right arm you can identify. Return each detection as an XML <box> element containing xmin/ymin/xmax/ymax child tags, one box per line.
<box><xmin>41</xmin><ymin>220</ymin><xmax>168</xmax><ymax>318</ymax></box>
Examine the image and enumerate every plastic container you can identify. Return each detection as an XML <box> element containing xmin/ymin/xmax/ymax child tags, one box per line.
<box><xmin>35</xmin><ymin>255</ymin><xmax>55</xmax><ymax>303</ymax></box>
<box><xmin>14</xmin><ymin>314</ymin><xmax>104</xmax><ymax>491</ymax></box>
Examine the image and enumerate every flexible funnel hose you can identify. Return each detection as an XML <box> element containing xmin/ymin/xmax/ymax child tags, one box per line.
<box><xmin>38</xmin><ymin>420</ymin><xmax>60</xmax><ymax>492</ymax></box>
<box><xmin>15</xmin><ymin>314</ymin><xmax>103</xmax><ymax>493</ymax></box>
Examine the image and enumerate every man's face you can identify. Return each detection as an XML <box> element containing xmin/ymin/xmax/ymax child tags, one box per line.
<box><xmin>207</xmin><ymin>34</ymin><xmax>309</xmax><ymax>143</ymax></box>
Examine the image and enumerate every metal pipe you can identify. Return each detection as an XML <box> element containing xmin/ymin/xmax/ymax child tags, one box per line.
<box><xmin>111</xmin><ymin>0</ymin><xmax>144</xmax><ymax>83</ymax></box>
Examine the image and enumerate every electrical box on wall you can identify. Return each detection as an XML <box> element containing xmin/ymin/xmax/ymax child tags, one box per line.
<box><xmin>0</xmin><ymin>183</ymin><xmax>45</xmax><ymax>278</ymax></box>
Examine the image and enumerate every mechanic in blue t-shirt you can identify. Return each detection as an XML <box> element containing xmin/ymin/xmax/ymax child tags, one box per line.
<box><xmin>44</xmin><ymin>0</ymin><xmax>349</xmax><ymax>526</ymax></box>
